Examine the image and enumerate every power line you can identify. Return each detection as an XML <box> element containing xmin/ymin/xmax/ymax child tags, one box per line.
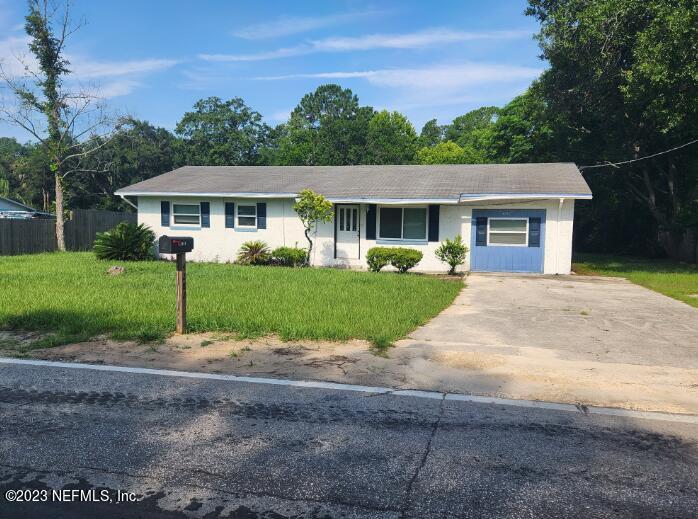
<box><xmin>578</xmin><ymin>138</ymin><xmax>698</xmax><ymax>170</ymax></box>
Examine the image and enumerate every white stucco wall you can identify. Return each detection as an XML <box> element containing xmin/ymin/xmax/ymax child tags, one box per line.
<box><xmin>136</xmin><ymin>196</ymin><xmax>576</xmax><ymax>274</ymax></box>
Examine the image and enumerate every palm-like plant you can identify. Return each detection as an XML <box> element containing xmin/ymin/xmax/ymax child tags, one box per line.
<box><xmin>237</xmin><ymin>240</ymin><xmax>271</xmax><ymax>265</ymax></box>
<box><xmin>94</xmin><ymin>222</ymin><xmax>155</xmax><ymax>261</ymax></box>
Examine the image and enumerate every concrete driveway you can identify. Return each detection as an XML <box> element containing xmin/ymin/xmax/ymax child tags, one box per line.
<box><xmin>393</xmin><ymin>274</ymin><xmax>698</xmax><ymax>413</ymax></box>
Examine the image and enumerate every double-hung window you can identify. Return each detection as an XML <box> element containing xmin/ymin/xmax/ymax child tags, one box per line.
<box><xmin>237</xmin><ymin>204</ymin><xmax>257</xmax><ymax>228</ymax></box>
<box><xmin>378</xmin><ymin>207</ymin><xmax>427</xmax><ymax>241</ymax></box>
<box><xmin>487</xmin><ymin>218</ymin><xmax>528</xmax><ymax>246</ymax></box>
<box><xmin>172</xmin><ymin>204</ymin><xmax>200</xmax><ymax>225</ymax></box>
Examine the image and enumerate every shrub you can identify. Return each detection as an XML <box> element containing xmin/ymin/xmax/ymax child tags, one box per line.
<box><xmin>435</xmin><ymin>235</ymin><xmax>469</xmax><ymax>275</ymax></box>
<box><xmin>272</xmin><ymin>246</ymin><xmax>307</xmax><ymax>267</ymax></box>
<box><xmin>389</xmin><ymin>248</ymin><xmax>423</xmax><ymax>273</ymax></box>
<box><xmin>366</xmin><ymin>247</ymin><xmax>423</xmax><ymax>273</ymax></box>
<box><xmin>366</xmin><ymin>247</ymin><xmax>392</xmax><ymax>272</ymax></box>
<box><xmin>94</xmin><ymin>222</ymin><xmax>155</xmax><ymax>261</ymax></box>
<box><xmin>237</xmin><ymin>240</ymin><xmax>271</xmax><ymax>265</ymax></box>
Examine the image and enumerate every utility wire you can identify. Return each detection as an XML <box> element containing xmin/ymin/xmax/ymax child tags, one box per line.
<box><xmin>578</xmin><ymin>138</ymin><xmax>698</xmax><ymax>170</ymax></box>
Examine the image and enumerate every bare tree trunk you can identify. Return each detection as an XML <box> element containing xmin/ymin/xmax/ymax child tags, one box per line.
<box><xmin>304</xmin><ymin>228</ymin><xmax>313</xmax><ymax>266</ymax></box>
<box><xmin>55</xmin><ymin>173</ymin><xmax>65</xmax><ymax>251</ymax></box>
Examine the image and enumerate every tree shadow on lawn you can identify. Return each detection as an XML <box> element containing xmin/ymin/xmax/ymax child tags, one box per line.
<box><xmin>573</xmin><ymin>253</ymin><xmax>698</xmax><ymax>275</ymax></box>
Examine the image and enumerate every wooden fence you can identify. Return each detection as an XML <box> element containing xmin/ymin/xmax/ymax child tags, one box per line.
<box><xmin>0</xmin><ymin>209</ymin><xmax>136</xmax><ymax>255</ymax></box>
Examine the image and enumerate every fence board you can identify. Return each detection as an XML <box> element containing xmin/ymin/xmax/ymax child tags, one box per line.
<box><xmin>0</xmin><ymin>209</ymin><xmax>136</xmax><ymax>255</ymax></box>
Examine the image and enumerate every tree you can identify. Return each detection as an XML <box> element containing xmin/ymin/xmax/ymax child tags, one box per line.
<box><xmin>0</xmin><ymin>138</ymin><xmax>28</xmax><ymax>199</ymax></box>
<box><xmin>417</xmin><ymin>141</ymin><xmax>467</xmax><ymax>164</ymax></box>
<box><xmin>0</xmin><ymin>0</ymin><xmax>122</xmax><ymax>250</ymax></box>
<box><xmin>271</xmin><ymin>85</ymin><xmax>373</xmax><ymax>166</ymax></box>
<box><xmin>175</xmin><ymin>97</ymin><xmax>269</xmax><ymax>166</ymax></box>
<box><xmin>526</xmin><ymin>0</ymin><xmax>698</xmax><ymax>255</ymax></box>
<box><xmin>417</xmin><ymin>119</ymin><xmax>443</xmax><ymax>148</ymax></box>
<box><xmin>72</xmin><ymin>118</ymin><xmax>178</xmax><ymax>210</ymax></box>
<box><xmin>365</xmin><ymin>110</ymin><xmax>418</xmax><ymax>164</ymax></box>
<box><xmin>292</xmin><ymin>189</ymin><xmax>333</xmax><ymax>265</ymax></box>
<box><xmin>443</xmin><ymin>107</ymin><xmax>499</xmax><ymax>146</ymax></box>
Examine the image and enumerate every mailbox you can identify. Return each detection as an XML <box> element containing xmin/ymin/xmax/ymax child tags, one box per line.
<box><xmin>159</xmin><ymin>235</ymin><xmax>194</xmax><ymax>254</ymax></box>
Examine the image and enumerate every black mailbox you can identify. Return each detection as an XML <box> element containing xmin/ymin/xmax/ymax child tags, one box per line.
<box><xmin>159</xmin><ymin>235</ymin><xmax>194</xmax><ymax>254</ymax></box>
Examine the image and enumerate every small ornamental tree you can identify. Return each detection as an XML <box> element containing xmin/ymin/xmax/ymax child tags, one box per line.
<box><xmin>293</xmin><ymin>189</ymin><xmax>333</xmax><ymax>265</ymax></box>
<box><xmin>435</xmin><ymin>235</ymin><xmax>468</xmax><ymax>275</ymax></box>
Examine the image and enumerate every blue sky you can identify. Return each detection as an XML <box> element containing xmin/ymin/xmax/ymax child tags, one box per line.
<box><xmin>0</xmin><ymin>0</ymin><xmax>544</xmax><ymax>141</ymax></box>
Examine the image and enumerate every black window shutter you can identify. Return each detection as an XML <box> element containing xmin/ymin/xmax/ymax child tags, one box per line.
<box><xmin>528</xmin><ymin>217</ymin><xmax>541</xmax><ymax>247</ymax></box>
<box><xmin>160</xmin><ymin>201</ymin><xmax>170</xmax><ymax>227</ymax></box>
<box><xmin>366</xmin><ymin>204</ymin><xmax>377</xmax><ymax>240</ymax></box>
<box><xmin>428</xmin><ymin>205</ymin><xmax>440</xmax><ymax>242</ymax></box>
<box><xmin>225</xmin><ymin>202</ymin><xmax>235</xmax><ymax>228</ymax></box>
<box><xmin>200</xmin><ymin>202</ymin><xmax>210</xmax><ymax>228</ymax></box>
<box><xmin>256</xmin><ymin>202</ymin><xmax>267</xmax><ymax>229</ymax></box>
<box><xmin>475</xmin><ymin>217</ymin><xmax>488</xmax><ymax>246</ymax></box>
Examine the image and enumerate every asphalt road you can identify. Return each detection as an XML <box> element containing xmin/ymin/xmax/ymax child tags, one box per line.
<box><xmin>0</xmin><ymin>362</ymin><xmax>696</xmax><ymax>518</ymax></box>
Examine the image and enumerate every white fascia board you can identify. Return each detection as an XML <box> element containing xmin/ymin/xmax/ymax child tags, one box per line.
<box><xmin>114</xmin><ymin>191</ymin><xmax>298</xmax><ymax>198</ymax></box>
<box><xmin>458</xmin><ymin>193</ymin><xmax>593</xmax><ymax>203</ymax></box>
<box><xmin>324</xmin><ymin>197</ymin><xmax>459</xmax><ymax>205</ymax></box>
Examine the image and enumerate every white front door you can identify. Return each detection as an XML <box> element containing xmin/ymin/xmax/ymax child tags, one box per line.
<box><xmin>336</xmin><ymin>205</ymin><xmax>360</xmax><ymax>259</ymax></box>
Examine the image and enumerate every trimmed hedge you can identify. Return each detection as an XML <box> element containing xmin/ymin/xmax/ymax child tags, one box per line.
<box><xmin>272</xmin><ymin>246</ymin><xmax>307</xmax><ymax>267</ymax></box>
<box><xmin>366</xmin><ymin>246</ymin><xmax>423</xmax><ymax>273</ymax></box>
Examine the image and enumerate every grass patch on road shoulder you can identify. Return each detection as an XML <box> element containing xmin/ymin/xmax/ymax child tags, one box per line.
<box><xmin>0</xmin><ymin>252</ymin><xmax>462</xmax><ymax>349</ymax></box>
<box><xmin>573</xmin><ymin>253</ymin><xmax>698</xmax><ymax>308</ymax></box>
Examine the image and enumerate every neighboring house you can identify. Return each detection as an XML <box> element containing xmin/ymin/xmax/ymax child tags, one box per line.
<box><xmin>0</xmin><ymin>196</ymin><xmax>51</xmax><ymax>219</ymax></box>
<box><xmin>115</xmin><ymin>164</ymin><xmax>592</xmax><ymax>274</ymax></box>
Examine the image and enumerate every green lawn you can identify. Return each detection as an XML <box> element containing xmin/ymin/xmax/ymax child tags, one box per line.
<box><xmin>0</xmin><ymin>252</ymin><xmax>462</xmax><ymax>348</ymax></box>
<box><xmin>573</xmin><ymin>253</ymin><xmax>698</xmax><ymax>308</ymax></box>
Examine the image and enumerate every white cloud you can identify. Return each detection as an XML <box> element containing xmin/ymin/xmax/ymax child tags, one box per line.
<box><xmin>71</xmin><ymin>58</ymin><xmax>179</xmax><ymax>79</ymax></box>
<box><xmin>97</xmin><ymin>79</ymin><xmax>141</xmax><ymax>98</ymax></box>
<box><xmin>231</xmin><ymin>11</ymin><xmax>382</xmax><ymax>40</ymax></box>
<box><xmin>199</xmin><ymin>28</ymin><xmax>532</xmax><ymax>62</ymax></box>
<box><xmin>0</xmin><ymin>35</ymin><xmax>177</xmax><ymax>100</ymax></box>
<box><xmin>253</xmin><ymin>63</ymin><xmax>543</xmax><ymax>92</ymax></box>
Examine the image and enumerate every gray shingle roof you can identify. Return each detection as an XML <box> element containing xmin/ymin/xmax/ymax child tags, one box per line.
<box><xmin>115</xmin><ymin>163</ymin><xmax>592</xmax><ymax>200</ymax></box>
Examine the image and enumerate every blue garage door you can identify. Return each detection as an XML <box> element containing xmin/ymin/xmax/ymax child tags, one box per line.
<box><xmin>470</xmin><ymin>209</ymin><xmax>546</xmax><ymax>273</ymax></box>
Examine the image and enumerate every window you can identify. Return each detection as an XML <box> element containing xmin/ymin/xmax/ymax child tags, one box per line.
<box><xmin>237</xmin><ymin>204</ymin><xmax>257</xmax><ymax>227</ymax></box>
<box><xmin>378</xmin><ymin>207</ymin><xmax>427</xmax><ymax>241</ymax></box>
<box><xmin>172</xmin><ymin>204</ymin><xmax>200</xmax><ymax>225</ymax></box>
<box><xmin>338</xmin><ymin>207</ymin><xmax>358</xmax><ymax>232</ymax></box>
<box><xmin>488</xmin><ymin>218</ymin><xmax>528</xmax><ymax>246</ymax></box>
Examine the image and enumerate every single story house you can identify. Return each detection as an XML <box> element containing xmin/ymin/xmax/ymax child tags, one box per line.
<box><xmin>0</xmin><ymin>196</ymin><xmax>49</xmax><ymax>219</ymax></box>
<box><xmin>115</xmin><ymin>163</ymin><xmax>592</xmax><ymax>274</ymax></box>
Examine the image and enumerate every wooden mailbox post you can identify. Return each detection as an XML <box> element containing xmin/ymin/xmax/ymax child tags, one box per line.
<box><xmin>158</xmin><ymin>236</ymin><xmax>194</xmax><ymax>334</ymax></box>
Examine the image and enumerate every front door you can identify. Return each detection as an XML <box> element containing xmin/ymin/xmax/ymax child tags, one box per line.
<box><xmin>336</xmin><ymin>205</ymin><xmax>360</xmax><ymax>259</ymax></box>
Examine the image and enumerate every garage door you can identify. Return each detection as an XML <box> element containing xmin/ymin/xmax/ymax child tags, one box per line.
<box><xmin>470</xmin><ymin>209</ymin><xmax>546</xmax><ymax>273</ymax></box>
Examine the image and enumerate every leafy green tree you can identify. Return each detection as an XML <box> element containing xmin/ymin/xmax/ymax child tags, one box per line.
<box><xmin>271</xmin><ymin>85</ymin><xmax>373</xmax><ymax>165</ymax></box>
<box><xmin>417</xmin><ymin>119</ymin><xmax>443</xmax><ymax>148</ymax></box>
<box><xmin>72</xmin><ymin>119</ymin><xmax>178</xmax><ymax>210</ymax></box>
<box><xmin>418</xmin><ymin>141</ymin><xmax>464</xmax><ymax>164</ymax></box>
<box><xmin>366</xmin><ymin>110</ymin><xmax>418</xmax><ymax>164</ymax></box>
<box><xmin>443</xmin><ymin>107</ymin><xmax>499</xmax><ymax>146</ymax></box>
<box><xmin>487</xmin><ymin>85</ymin><xmax>561</xmax><ymax>164</ymax></box>
<box><xmin>175</xmin><ymin>96</ymin><xmax>270</xmax><ymax>166</ymax></box>
<box><xmin>526</xmin><ymin>0</ymin><xmax>698</xmax><ymax>254</ymax></box>
<box><xmin>293</xmin><ymin>189</ymin><xmax>334</xmax><ymax>264</ymax></box>
<box><xmin>0</xmin><ymin>138</ymin><xmax>27</xmax><ymax>200</ymax></box>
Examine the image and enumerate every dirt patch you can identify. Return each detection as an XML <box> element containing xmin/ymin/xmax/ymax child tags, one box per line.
<box><xmin>2</xmin><ymin>329</ymin><xmax>697</xmax><ymax>415</ymax></box>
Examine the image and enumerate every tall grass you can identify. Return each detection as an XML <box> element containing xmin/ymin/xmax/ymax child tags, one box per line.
<box><xmin>0</xmin><ymin>252</ymin><xmax>462</xmax><ymax>348</ymax></box>
<box><xmin>573</xmin><ymin>253</ymin><xmax>698</xmax><ymax>308</ymax></box>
